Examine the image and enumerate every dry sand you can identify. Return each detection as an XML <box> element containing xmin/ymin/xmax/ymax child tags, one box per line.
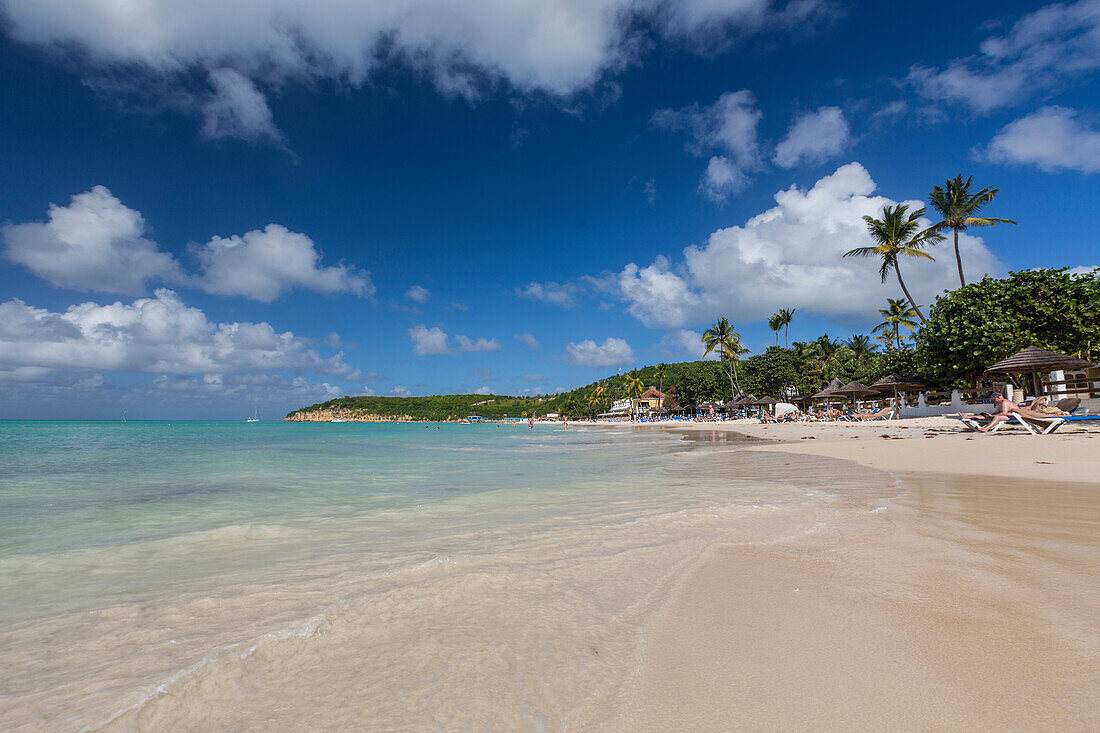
<box><xmin>598</xmin><ymin>417</ymin><xmax>1100</xmax><ymax>731</ymax></box>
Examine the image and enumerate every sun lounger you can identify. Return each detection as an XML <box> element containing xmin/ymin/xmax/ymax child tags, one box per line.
<box><xmin>950</xmin><ymin>416</ymin><xmax>1010</xmax><ymax>433</ymax></box>
<box><xmin>851</xmin><ymin>407</ymin><xmax>895</xmax><ymax>421</ymax></box>
<box><xmin>1011</xmin><ymin>413</ymin><xmax>1066</xmax><ymax>434</ymax></box>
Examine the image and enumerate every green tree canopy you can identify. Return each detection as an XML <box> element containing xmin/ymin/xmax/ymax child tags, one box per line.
<box><xmin>918</xmin><ymin>268</ymin><xmax>1100</xmax><ymax>385</ymax></box>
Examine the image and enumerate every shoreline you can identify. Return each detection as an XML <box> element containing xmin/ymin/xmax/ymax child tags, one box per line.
<box><xmin>601</xmin><ymin>420</ymin><xmax>1100</xmax><ymax>730</ymax></box>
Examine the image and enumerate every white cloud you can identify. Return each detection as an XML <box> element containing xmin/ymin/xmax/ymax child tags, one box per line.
<box><xmin>613</xmin><ymin>162</ymin><xmax>1003</xmax><ymax>327</ymax></box>
<box><xmin>405</xmin><ymin>285</ymin><xmax>431</xmax><ymax>303</ymax></box>
<box><xmin>391</xmin><ymin>385</ymin><xmax>412</xmax><ymax>397</ymax></box>
<box><xmin>657</xmin><ymin>328</ymin><xmax>716</xmax><ymax>360</ymax></box>
<box><xmin>516</xmin><ymin>280</ymin><xmax>579</xmax><ymax>306</ymax></box>
<box><xmin>773</xmin><ymin>106</ymin><xmax>850</xmax><ymax>168</ymax></box>
<box><xmin>2</xmin><ymin>0</ymin><xmax>799</xmax><ymax>142</ymax></box>
<box><xmin>408</xmin><ymin>325</ymin><xmax>499</xmax><ymax>355</ymax></box>
<box><xmin>454</xmin><ymin>335</ymin><xmax>501</xmax><ymax>352</ymax></box>
<box><xmin>564</xmin><ymin>337</ymin><xmax>634</xmax><ymax>366</ymax></box>
<box><xmin>408</xmin><ymin>325</ymin><xmax>451</xmax><ymax>356</ymax></box>
<box><xmin>1068</xmin><ymin>265</ymin><xmax>1099</xmax><ymax>276</ymax></box>
<box><xmin>644</xmin><ymin>177</ymin><xmax>657</xmax><ymax>204</ymax></box>
<box><xmin>194</xmin><ymin>224</ymin><xmax>374</xmax><ymax>303</ymax></box>
<box><xmin>449</xmin><ymin>302</ymin><xmax>468</xmax><ymax>311</ymax></box>
<box><xmin>908</xmin><ymin>0</ymin><xmax>1100</xmax><ymax>113</ymax></box>
<box><xmin>1</xmin><ymin>186</ymin><xmax>182</xmax><ymax>295</ymax></box>
<box><xmin>0</xmin><ymin>289</ymin><xmax>356</xmax><ymax>377</ymax></box>
<box><xmin>984</xmin><ymin>106</ymin><xmax>1100</xmax><ymax>173</ymax></box>
<box><xmin>617</xmin><ymin>256</ymin><xmax>700</xmax><ymax>325</ymax></box>
<box><xmin>699</xmin><ymin>156</ymin><xmax>750</xmax><ymax>200</ymax></box>
<box><xmin>202</xmin><ymin>68</ymin><xmax>283</xmax><ymax>144</ymax></box>
<box><xmin>515</xmin><ymin>333</ymin><xmax>541</xmax><ymax>351</ymax></box>
<box><xmin>653</xmin><ymin>90</ymin><xmax>763</xmax><ymax>197</ymax></box>
<box><xmin>473</xmin><ymin>386</ymin><xmax>493</xmax><ymax>395</ymax></box>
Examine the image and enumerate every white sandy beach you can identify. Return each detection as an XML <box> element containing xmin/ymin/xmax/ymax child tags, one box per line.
<box><xmin>586</xmin><ymin>417</ymin><xmax>1100</xmax><ymax>730</ymax></box>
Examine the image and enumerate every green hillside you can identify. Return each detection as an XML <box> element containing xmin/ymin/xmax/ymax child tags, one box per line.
<box><xmin>286</xmin><ymin>394</ymin><xmax>552</xmax><ymax>422</ymax></box>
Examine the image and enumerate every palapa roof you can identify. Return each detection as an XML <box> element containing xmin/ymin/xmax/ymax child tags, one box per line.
<box><xmin>753</xmin><ymin>396</ymin><xmax>778</xmax><ymax>405</ymax></box>
<box><xmin>639</xmin><ymin>387</ymin><xmax>668</xmax><ymax>399</ymax></box>
<box><xmin>832</xmin><ymin>381</ymin><xmax>879</xmax><ymax>396</ymax></box>
<box><xmin>871</xmin><ymin>373</ymin><xmax>933</xmax><ymax>390</ymax></box>
<box><xmin>810</xmin><ymin>378</ymin><xmax>843</xmax><ymax>399</ymax></box>
<box><xmin>983</xmin><ymin>346</ymin><xmax>1095</xmax><ymax>375</ymax></box>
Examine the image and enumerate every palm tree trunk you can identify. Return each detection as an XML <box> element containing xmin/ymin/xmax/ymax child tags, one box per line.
<box><xmin>894</xmin><ymin>261</ymin><xmax>926</xmax><ymax>322</ymax></box>
<box><xmin>953</xmin><ymin>228</ymin><xmax>965</xmax><ymax>287</ymax></box>
<box><xmin>784</xmin><ymin>324</ymin><xmax>789</xmax><ymax>349</ymax></box>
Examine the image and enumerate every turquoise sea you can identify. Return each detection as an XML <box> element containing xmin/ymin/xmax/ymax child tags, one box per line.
<box><xmin>0</xmin><ymin>420</ymin><xmax>887</xmax><ymax>730</ymax></box>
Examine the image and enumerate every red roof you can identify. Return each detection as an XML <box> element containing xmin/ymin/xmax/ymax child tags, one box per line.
<box><xmin>640</xmin><ymin>387</ymin><xmax>668</xmax><ymax>399</ymax></box>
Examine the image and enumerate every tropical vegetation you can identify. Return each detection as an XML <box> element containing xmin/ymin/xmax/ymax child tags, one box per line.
<box><xmin>927</xmin><ymin>175</ymin><xmax>1016</xmax><ymax>287</ymax></box>
<box><xmin>843</xmin><ymin>203</ymin><xmax>943</xmax><ymax>321</ymax></box>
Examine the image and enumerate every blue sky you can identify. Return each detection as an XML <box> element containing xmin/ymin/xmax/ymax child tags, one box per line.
<box><xmin>1</xmin><ymin>0</ymin><xmax>1098</xmax><ymax>418</ymax></box>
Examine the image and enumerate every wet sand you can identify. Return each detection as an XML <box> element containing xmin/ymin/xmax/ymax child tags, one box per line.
<box><xmin>610</xmin><ymin>421</ymin><xmax>1100</xmax><ymax>731</ymax></box>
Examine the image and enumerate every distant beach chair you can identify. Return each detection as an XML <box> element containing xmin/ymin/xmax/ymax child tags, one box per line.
<box><xmin>850</xmin><ymin>406</ymin><xmax>895</xmax><ymax>421</ymax></box>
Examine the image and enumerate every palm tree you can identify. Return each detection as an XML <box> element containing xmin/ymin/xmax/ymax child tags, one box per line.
<box><xmin>873</xmin><ymin>298</ymin><xmax>921</xmax><ymax>349</ymax></box>
<box><xmin>844</xmin><ymin>334</ymin><xmax>878</xmax><ymax>361</ymax></box>
<box><xmin>653</xmin><ymin>363</ymin><xmax>668</xmax><ymax>406</ymax></box>
<box><xmin>623</xmin><ymin>370</ymin><xmax>645</xmax><ymax>420</ymax></box>
<box><xmin>928</xmin><ymin>175</ymin><xmax>1016</xmax><ymax>287</ymax></box>
<box><xmin>809</xmin><ymin>334</ymin><xmax>848</xmax><ymax>380</ymax></box>
<box><xmin>778</xmin><ymin>308</ymin><xmax>796</xmax><ymax>347</ymax></box>
<box><xmin>844</xmin><ymin>204</ymin><xmax>943</xmax><ymax>322</ymax></box>
<box><xmin>768</xmin><ymin>313</ymin><xmax>783</xmax><ymax>346</ymax></box>
<box><xmin>702</xmin><ymin>317</ymin><xmax>749</xmax><ymax>396</ymax></box>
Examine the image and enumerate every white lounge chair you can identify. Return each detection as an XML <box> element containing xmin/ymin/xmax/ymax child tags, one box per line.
<box><xmin>1011</xmin><ymin>413</ymin><xmax>1066</xmax><ymax>435</ymax></box>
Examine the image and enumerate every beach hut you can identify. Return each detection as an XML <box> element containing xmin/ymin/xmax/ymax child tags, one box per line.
<box><xmin>983</xmin><ymin>346</ymin><xmax>1095</xmax><ymax>399</ymax></box>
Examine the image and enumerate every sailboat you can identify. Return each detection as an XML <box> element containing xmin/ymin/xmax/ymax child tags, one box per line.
<box><xmin>246</xmin><ymin>405</ymin><xmax>260</xmax><ymax>423</ymax></box>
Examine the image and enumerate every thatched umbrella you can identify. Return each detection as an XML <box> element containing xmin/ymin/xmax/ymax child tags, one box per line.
<box><xmin>753</xmin><ymin>396</ymin><xmax>778</xmax><ymax>405</ymax></box>
<box><xmin>810</xmin><ymin>378</ymin><xmax>842</xmax><ymax>401</ymax></box>
<box><xmin>983</xmin><ymin>346</ymin><xmax>1095</xmax><ymax>398</ymax></box>
<box><xmin>871</xmin><ymin>374</ymin><xmax>933</xmax><ymax>405</ymax></box>
<box><xmin>832</xmin><ymin>381</ymin><xmax>880</xmax><ymax>410</ymax></box>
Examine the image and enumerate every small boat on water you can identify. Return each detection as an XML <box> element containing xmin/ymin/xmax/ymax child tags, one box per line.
<box><xmin>246</xmin><ymin>406</ymin><xmax>260</xmax><ymax>423</ymax></box>
<box><xmin>330</xmin><ymin>418</ymin><xmax>347</xmax><ymax>423</ymax></box>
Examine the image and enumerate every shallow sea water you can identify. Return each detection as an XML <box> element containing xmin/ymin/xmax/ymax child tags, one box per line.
<box><xmin>0</xmin><ymin>421</ymin><xmax>894</xmax><ymax>731</ymax></box>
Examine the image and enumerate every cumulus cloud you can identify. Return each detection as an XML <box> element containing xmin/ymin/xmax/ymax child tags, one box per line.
<box><xmin>515</xmin><ymin>333</ymin><xmax>541</xmax><ymax>351</ymax></box>
<box><xmin>194</xmin><ymin>224</ymin><xmax>374</xmax><ymax>303</ymax></box>
<box><xmin>773</xmin><ymin>106</ymin><xmax>850</xmax><ymax>168</ymax></box>
<box><xmin>699</xmin><ymin>156</ymin><xmax>750</xmax><ymax>200</ymax></box>
<box><xmin>515</xmin><ymin>280</ymin><xmax>579</xmax><ymax>306</ymax></box>
<box><xmin>657</xmin><ymin>328</ymin><xmax>715</xmax><ymax>360</ymax></box>
<box><xmin>564</xmin><ymin>337</ymin><xmax>634</xmax><ymax>366</ymax></box>
<box><xmin>473</xmin><ymin>386</ymin><xmax>493</xmax><ymax>395</ymax></box>
<box><xmin>652</xmin><ymin>90</ymin><xmax>763</xmax><ymax>199</ymax></box>
<box><xmin>405</xmin><ymin>285</ymin><xmax>431</xmax><ymax>303</ymax></box>
<box><xmin>454</xmin><ymin>335</ymin><xmax>501</xmax><ymax>352</ymax></box>
<box><xmin>4</xmin><ymin>187</ymin><xmax>374</xmax><ymax>302</ymax></box>
<box><xmin>201</xmin><ymin>68</ymin><xmax>283</xmax><ymax>144</ymax></box>
<box><xmin>1068</xmin><ymin>265</ymin><xmax>1099</xmax><ymax>276</ymax></box>
<box><xmin>0</xmin><ymin>289</ymin><xmax>356</xmax><ymax>377</ymax></box>
<box><xmin>984</xmin><ymin>106</ymin><xmax>1100</xmax><ymax>173</ymax></box>
<box><xmin>408</xmin><ymin>325</ymin><xmax>500</xmax><ymax>355</ymax></box>
<box><xmin>391</xmin><ymin>385</ymin><xmax>412</xmax><ymax>397</ymax></box>
<box><xmin>613</xmin><ymin>162</ymin><xmax>1003</xmax><ymax>327</ymax></box>
<box><xmin>907</xmin><ymin>0</ymin><xmax>1100</xmax><ymax>113</ymax></box>
<box><xmin>1</xmin><ymin>0</ymin><xmax>808</xmax><ymax>141</ymax></box>
<box><xmin>1</xmin><ymin>186</ymin><xmax>182</xmax><ymax>295</ymax></box>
